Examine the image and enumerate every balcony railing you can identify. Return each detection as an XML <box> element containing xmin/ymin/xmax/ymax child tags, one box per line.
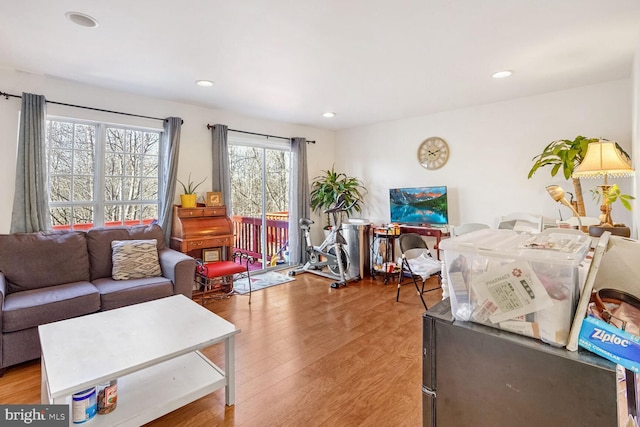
<box><xmin>232</xmin><ymin>213</ymin><xmax>289</xmax><ymax>267</ymax></box>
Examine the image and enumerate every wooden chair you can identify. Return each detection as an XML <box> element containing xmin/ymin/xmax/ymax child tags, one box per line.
<box><xmin>194</xmin><ymin>251</ymin><xmax>255</xmax><ymax>304</ymax></box>
<box><xmin>397</xmin><ymin>233</ymin><xmax>442</xmax><ymax>310</ymax></box>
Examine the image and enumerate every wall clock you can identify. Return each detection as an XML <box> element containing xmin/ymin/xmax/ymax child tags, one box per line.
<box><xmin>418</xmin><ymin>137</ymin><xmax>450</xmax><ymax>170</ymax></box>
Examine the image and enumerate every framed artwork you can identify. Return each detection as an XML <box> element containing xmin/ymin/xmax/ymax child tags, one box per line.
<box><xmin>202</xmin><ymin>248</ymin><xmax>222</xmax><ymax>263</ymax></box>
<box><xmin>205</xmin><ymin>191</ymin><xmax>223</xmax><ymax>207</ymax></box>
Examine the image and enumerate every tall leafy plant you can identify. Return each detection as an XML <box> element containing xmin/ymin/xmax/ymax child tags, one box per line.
<box><xmin>310</xmin><ymin>166</ymin><xmax>367</xmax><ymax>229</ymax></box>
<box><xmin>528</xmin><ymin>135</ymin><xmax>597</xmax><ymax>217</ymax></box>
<box><xmin>528</xmin><ymin>135</ymin><xmax>632</xmax><ymax>223</ymax></box>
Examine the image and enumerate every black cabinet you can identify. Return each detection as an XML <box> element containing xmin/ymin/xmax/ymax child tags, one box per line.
<box><xmin>423</xmin><ymin>299</ymin><xmax>619</xmax><ymax>426</ymax></box>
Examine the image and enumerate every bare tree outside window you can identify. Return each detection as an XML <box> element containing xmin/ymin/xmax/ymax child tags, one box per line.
<box><xmin>46</xmin><ymin>119</ymin><xmax>161</xmax><ymax>230</ymax></box>
<box><xmin>228</xmin><ymin>141</ymin><xmax>290</xmax><ymax>269</ymax></box>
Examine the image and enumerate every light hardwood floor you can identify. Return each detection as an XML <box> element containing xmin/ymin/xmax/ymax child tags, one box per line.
<box><xmin>0</xmin><ymin>271</ymin><xmax>443</xmax><ymax>426</ymax></box>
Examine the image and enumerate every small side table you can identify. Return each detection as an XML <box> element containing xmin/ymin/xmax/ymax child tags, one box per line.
<box><xmin>371</xmin><ymin>229</ymin><xmax>399</xmax><ymax>284</ymax></box>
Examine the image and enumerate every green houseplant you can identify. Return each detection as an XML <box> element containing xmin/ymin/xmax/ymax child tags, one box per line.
<box><xmin>528</xmin><ymin>135</ymin><xmax>597</xmax><ymax>217</ymax></box>
<box><xmin>177</xmin><ymin>173</ymin><xmax>206</xmax><ymax>208</ymax></box>
<box><xmin>310</xmin><ymin>166</ymin><xmax>367</xmax><ymax>229</ymax></box>
<box><xmin>529</xmin><ymin>136</ymin><xmax>633</xmax><ymax>232</ymax></box>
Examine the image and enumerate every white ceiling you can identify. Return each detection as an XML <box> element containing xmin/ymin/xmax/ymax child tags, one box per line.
<box><xmin>1</xmin><ymin>1</ymin><xmax>640</xmax><ymax>130</ymax></box>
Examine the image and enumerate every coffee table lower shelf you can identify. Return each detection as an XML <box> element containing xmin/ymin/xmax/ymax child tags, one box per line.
<box><xmin>48</xmin><ymin>351</ymin><xmax>225</xmax><ymax>427</ymax></box>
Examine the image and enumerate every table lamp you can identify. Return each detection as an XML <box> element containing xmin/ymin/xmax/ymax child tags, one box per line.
<box><xmin>546</xmin><ymin>185</ymin><xmax>582</xmax><ymax>228</ymax></box>
<box><xmin>572</xmin><ymin>140</ymin><xmax>634</xmax><ymax>227</ymax></box>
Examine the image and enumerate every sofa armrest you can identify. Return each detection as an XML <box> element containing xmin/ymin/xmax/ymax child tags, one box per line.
<box><xmin>0</xmin><ymin>272</ymin><xmax>5</xmax><ymax>310</ymax></box>
<box><xmin>158</xmin><ymin>248</ymin><xmax>196</xmax><ymax>299</ymax></box>
<box><xmin>0</xmin><ymin>273</ymin><xmax>5</xmax><ymax>367</ymax></box>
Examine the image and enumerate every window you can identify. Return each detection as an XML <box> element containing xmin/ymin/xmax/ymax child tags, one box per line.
<box><xmin>46</xmin><ymin>118</ymin><xmax>162</xmax><ymax>230</ymax></box>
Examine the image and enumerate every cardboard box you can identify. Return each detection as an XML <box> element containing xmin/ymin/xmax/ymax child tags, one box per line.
<box><xmin>440</xmin><ymin>228</ymin><xmax>591</xmax><ymax>346</ymax></box>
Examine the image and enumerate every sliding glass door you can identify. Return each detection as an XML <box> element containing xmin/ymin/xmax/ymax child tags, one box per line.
<box><xmin>228</xmin><ymin>133</ymin><xmax>291</xmax><ymax>272</ymax></box>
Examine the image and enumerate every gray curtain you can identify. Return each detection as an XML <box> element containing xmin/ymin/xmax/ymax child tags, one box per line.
<box><xmin>211</xmin><ymin>124</ymin><xmax>232</xmax><ymax>211</ymax></box>
<box><xmin>11</xmin><ymin>92</ymin><xmax>51</xmax><ymax>233</ymax></box>
<box><xmin>159</xmin><ymin>117</ymin><xmax>182</xmax><ymax>245</ymax></box>
<box><xmin>288</xmin><ymin>137</ymin><xmax>309</xmax><ymax>265</ymax></box>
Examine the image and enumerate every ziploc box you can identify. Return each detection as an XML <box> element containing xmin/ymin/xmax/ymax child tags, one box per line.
<box><xmin>440</xmin><ymin>228</ymin><xmax>591</xmax><ymax>347</ymax></box>
<box><xmin>578</xmin><ymin>315</ymin><xmax>640</xmax><ymax>373</ymax></box>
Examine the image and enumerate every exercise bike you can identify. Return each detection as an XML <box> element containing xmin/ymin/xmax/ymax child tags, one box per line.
<box><xmin>289</xmin><ymin>194</ymin><xmax>360</xmax><ymax>288</ymax></box>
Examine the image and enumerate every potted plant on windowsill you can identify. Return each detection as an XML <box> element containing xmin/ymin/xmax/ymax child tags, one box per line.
<box><xmin>177</xmin><ymin>173</ymin><xmax>206</xmax><ymax>208</ymax></box>
<box><xmin>310</xmin><ymin>165</ymin><xmax>367</xmax><ymax>231</ymax></box>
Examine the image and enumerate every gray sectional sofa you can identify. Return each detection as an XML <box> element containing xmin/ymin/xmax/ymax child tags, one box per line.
<box><xmin>0</xmin><ymin>224</ymin><xmax>196</xmax><ymax>373</ymax></box>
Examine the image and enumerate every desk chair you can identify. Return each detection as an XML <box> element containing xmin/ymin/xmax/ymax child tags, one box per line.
<box><xmin>397</xmin><ymin>233</ymin><xmax>442</xmax><ymax>310</ymax></box>
<box><xmin>450</xmin><ymin>222</ymin><xmax>490</xmax><ymax>237</ymax></box>
<box><xmin>498</xmin><ymin>212</ymin><xmax>543</xmax><ymax>234</ymax></box>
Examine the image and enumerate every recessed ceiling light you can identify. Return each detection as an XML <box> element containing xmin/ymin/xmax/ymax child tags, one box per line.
<box><xmin>322</xmin><ymin>112</ymin><xmax>336</xmax><ymax>118</ymax></box>
<box><xmin>196</xmin><ymin>80</ymin><xmax>214</xmax><ymax>87</ymax></box>
<box><xmin>492</xmin><ymin>70</ymin><xmax>513</xmax><ymax>79</ymax></box>
<box><xmin>65</xmin><ymin>12</ymin><xmax>99</xmax><ymax>28</ymax></box>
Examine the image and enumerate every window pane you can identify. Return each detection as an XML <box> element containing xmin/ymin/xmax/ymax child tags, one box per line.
<box><xmin>123</xmin><ymin>177</ymin><xmax>141</xmax><ymax>201</ymax></box>
<box><xmin>105</xmin><ymin>152</ymin><xmax>124</xmax><ymax>176</ymax></box>
<box><xmin>105</xmin><ymin>205</ymin><xmax>122</xmax><ymax>225</ymax></box>
<box><xmin>106</xmin><ymin>128</ymin><xmax>125</xmax><ymax>152</ymax></box>
<box><xmin>141</xmin><ymin>205</ymin><xmax>158</xmax><ymax>223</ymax></box>
<box><xmin>74</xmin><ymin>124</ymin><xmax>95</xmax><ymax>151</ymax></box>
<box><xmin>141</xmin><ymin>178</ymin><xmax>158</xmax><ymax>200</ymax></box>
<box><xmin>73</xmin><ymin>176</ymin><xmax>93</xmax><ymax>201</ymax></box>
<box><xmin>73</xmin><ymin>150</ymin><xmax>93</xmax><ymax>174</ymax></box>
<box><xmin>123</xmin><ymin>154</ymin><xmax>138</xmax><ymax>176</ymax></box>
<box><xmin>144</xmin><ymin>132</ymin><xmax>159</xmax><ymax>155</ymax></box>
<box><xmin>142</xmin><ymin>155</ymin><xmax>159</xmax><ymax>176</ymax></box>
<box><xmin>49</xmin><ymin>175</ymin><xmax>72</xmax><ymax>202</ymax></box>
<box><xmin>124</xmin><ymin>205</ymin><xmax>141</xmax><ymax>223</ymax></box>
<box><xmin>48</xmin><ymin>122</ymin><xmax>73</xmax><ymax>149</ymax></box>
<box><xmin>72</xmin><ymin>206</ymin><xmax>94</xmax><ymax>229</ymax></box>
<box><xmin>105</xmin><ymin>177</ymin><xmax>122</xmax><ymax>201</ymax></box>
<box><xmin>50</xmin><ymin>207</ymin><xmax>71</xmax><ymax>228</ymax></box>
<box><xmin>49</xmin><ymin>149</ymin><xmax>72</xmax><ymax>174</ymax></box>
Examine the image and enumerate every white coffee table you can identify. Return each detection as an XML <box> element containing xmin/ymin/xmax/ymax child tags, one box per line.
<box><xmin>39</xmin><ymin>294</ymin><xmax>240</xmax><ymax>426</ymax></box>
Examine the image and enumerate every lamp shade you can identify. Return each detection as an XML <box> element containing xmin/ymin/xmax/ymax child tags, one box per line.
<box><xmin>572</xmin><ymin>141</ymin><xmax>634</xmax><ymax>179</ymax></box>
<box><xmin>546</xmin><ymin>185</ymin><xmax>566</xmax><ymax>203</ymax></box>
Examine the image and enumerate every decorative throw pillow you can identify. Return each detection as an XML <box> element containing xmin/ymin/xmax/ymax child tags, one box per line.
<box><xmin>111</xmin><ymin>239</ymin><xmax>162</xmax><ymax>280</ymax></box>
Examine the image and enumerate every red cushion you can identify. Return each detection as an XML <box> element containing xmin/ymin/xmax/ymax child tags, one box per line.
<box><xmin>197</xmin><ymin>261</ymin><xmax>246</xmax><ymax>278</ymax></box>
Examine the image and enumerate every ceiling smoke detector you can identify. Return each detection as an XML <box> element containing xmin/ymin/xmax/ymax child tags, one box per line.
<box><xmin>65</xmin><ymin>12</ymin><xmax>99</xmax><ymax>28</ymax></box>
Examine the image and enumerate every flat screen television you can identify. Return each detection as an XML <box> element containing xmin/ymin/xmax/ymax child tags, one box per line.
<box><xmin>389</xmin><ymin>186</ymin><xmax>448</xmax><ymax>225</ymax></box>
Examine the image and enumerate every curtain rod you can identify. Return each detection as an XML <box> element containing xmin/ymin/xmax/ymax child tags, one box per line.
<box><xmin>1</xmin><ymin>91</ymin><xmax>168</xmax><ymax>122</ymax></box>
<box><xmin>206</xmin><ymin>124</ymin><xmax>316</xmax><ymax>143</ymax></box>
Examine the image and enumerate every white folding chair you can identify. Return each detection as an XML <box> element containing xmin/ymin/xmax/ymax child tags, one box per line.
<box><xmin>450</xmin><ymin>222</ymin><xmax>491</xmax><ymax>237</ymax></box>
<box><xmin>498</xmin><ymin>212</ymin><xmax>543</xmax><ymax>234</ymax></box>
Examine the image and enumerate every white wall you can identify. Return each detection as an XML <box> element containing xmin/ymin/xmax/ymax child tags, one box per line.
<box><xmin>633</xmin><ymin>34</ymin><xmax>640</xmax><ymax>238</ymax></box>
<box><xmin>0</xmin><ymin>68</ymin><xmax>336</xmax><ymax>233</ymax></box>
<box><xmin>0</xmin><ymin>69</ymin><xmax>635</xmax><ymax>238</ymax></box>
<box><xmin>335</xmin><ymin>79</ymin><xmax>634</xmax><ymax>232</ymax></box>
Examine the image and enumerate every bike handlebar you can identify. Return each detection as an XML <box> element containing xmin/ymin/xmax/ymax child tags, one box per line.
<box><xmin>323</xmin><ymin>194</ymin><xmax>357</xmax><ymax>214</ymax></box>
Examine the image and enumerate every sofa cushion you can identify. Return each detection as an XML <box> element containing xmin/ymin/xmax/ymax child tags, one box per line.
<box><xmin>3</xmin><ymin>281</ymin><xmax>100</xmax><ymax>333</ymax></box>
<box><xmin>0</xmin><ymin>231</ymin><xmax>90</xmax><ymax>294</ymax></box>
<box><xmin>93</xmin><ymin>277</ymin><xmax>174</xmax><ymax>311</ymax></box>
<box><xmin>112</xmin><ymin>239</ymin><xmax>162</xmax><ymax>280</ymax></box>
<box><xmin>86</xmin><ymin>224</ymin><xmax>166</xmax><ymax>281</ymax></box>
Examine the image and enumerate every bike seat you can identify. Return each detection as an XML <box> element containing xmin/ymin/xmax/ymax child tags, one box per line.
<box><xmin>299</xmin><ymin>218</ymin><xmax>314</xmax><ymax>226</ymax></box>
